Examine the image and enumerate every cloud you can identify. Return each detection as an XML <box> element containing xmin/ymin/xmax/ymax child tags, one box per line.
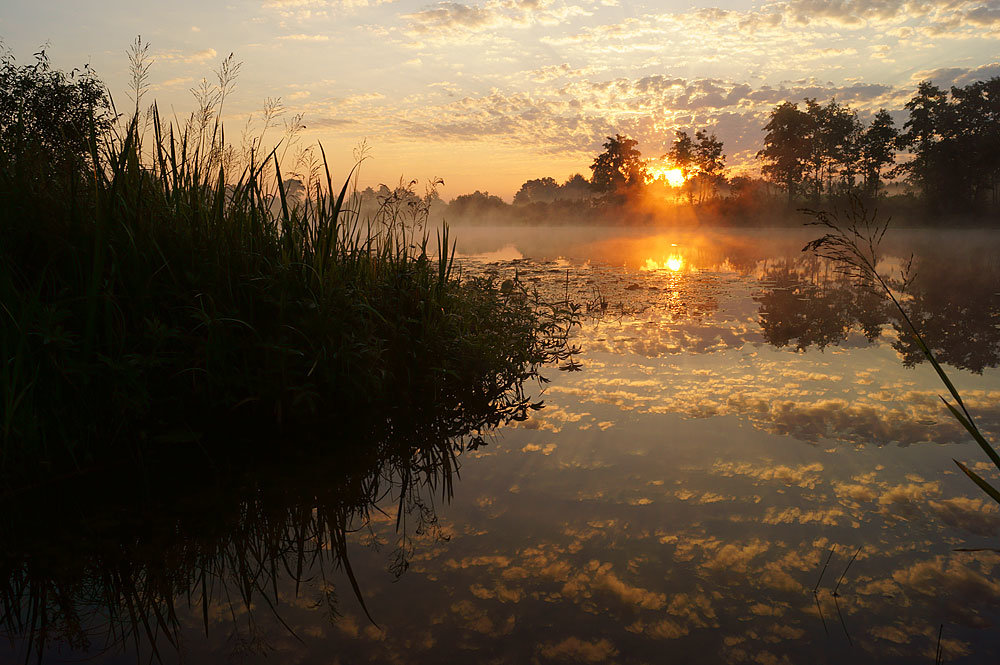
<box><xmin>762</xmin><ymin>506</ymin><xmax>845</xmax><ymax>525</ymax></box>
<box><xmin>627</xmin><ymin>617</ymin><xmax>690</xmax><ymax>639</ymax></box>
<box><xmin>712</xmin><ymin>461</ymin><xmax>825</xmax><ymax>489</ymax></box>
<box><xmin>156</xmin><ymin>77</ymin><xmax>194</xmax><ymax>89</ymax></box>
<box><xmin>538</xmin><ymin>636</ymin><xmax>618</xmax><ymax>662</ymax></box>
<box><xmin>264</xmin><ymin>0</ymin><xmax>393</xmax><ymax>9</ymax></box>
<box><xmin>892</xmin><ymin>555</ymin><xmax>1000</xmax><ymax>627</ymax></box>
<box><xmin>911</xmin><ymin>61</ymin><xmax>1000</xmax><ymax>87</ymax></box>
<box><xmin>701</xmin><ymin>539</ymin><xmax>771</xmax><ymax>572</ymax></box>
<box><xmin>359</xmin><ymin>72</ymin><xmax>904</xmax><ymax>171</ymax></box>
<box><xmin>561</xmin><ymin>560</ymin><xmax>668</xmax><ymax>610</ymax></box>
<box><xmin>403</xmin><ymin>0</ymin><xmax>591</xmax><ymax>37</ymax></box>
<box><xmin>157</xmin><ymin>48</ymin><xmax>218</xmax><ymax>64</ymax></box>
<box><xmin>404</xmin><ymin>1</ymin><xmax>502</xmax><ymax>33</ymax></box>
<box><xmin>927</xmin><ymin>496</ymin><xmax>1000</xmax><ymax>536</ymax></box>
<box><xmin>741</xmin><ymin>0</ymin><xmax>1000</xmax><ymax>35</ymax></box>
<box><xmin>277</xmin><ymin>33</ymin><xmax>331</xmax><ymax>41</ymax></box>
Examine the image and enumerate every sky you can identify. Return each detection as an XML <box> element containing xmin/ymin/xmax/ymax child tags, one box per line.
<box><xmin>2</xmin><ymin>0</ymin><xmax>999</xmax><ymax>198</ymax></box>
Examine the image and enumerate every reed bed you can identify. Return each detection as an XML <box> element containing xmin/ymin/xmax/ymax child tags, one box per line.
<box><xmin>0</xmin><ymin>52</ymin><xmax>576</xmax><ymax>485</ymax></box>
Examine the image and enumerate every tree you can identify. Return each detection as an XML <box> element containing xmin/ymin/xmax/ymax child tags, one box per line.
<box><xmin>693</xmin><ymin>130</ymin><xmax>726</xmax><ymax>202</ymax></box>
<box><xmin>513</xmin><ymin>176</ymin><xmax>559</xmax><ymax>205</ymax></box>
<box><xmin>447</xmin><ymin>190</ymin><xmax>508</xmax><ymax>218</ymax></box>
<box><xmin>897</xmin><ymin>78</ymin><xmax>1000</xmax><ymax>211</ymax></box>
<box><xmin>860</xmin><ymin>109</ymin><xmax>898</xmax><ymax>197</ymax></box>
<box><xmin>804</xmin><ymin>98</ymin><xmax>862</xmax><ymax>198</ymax></box>
<box><xmin>949</xmin><ymin>78</ymin><xmax>1000</xmax><ymax>208</ymax></box>
<box><xmin>757</xmin><ymin>102</ymin><xmax>813</xmax><ymax>204</ymax></box>
<box><xmin>823</xmin><ymin>101</ymin><xmax>863</xmax><ymax>194</ymax></box>
<box><xmin>897</xmin><ymin>81</ymin><xmax>952</xmax><ymax>208</ymax></box>
<box><xmin>666</xmin><ymin>130</ymin><xmax>696</xmax><ymax>203</ymax></box>
<box><xmin>0</xmin><ymin>49</ymin><xmax>112</xmax><ymax>180</ymax></box>
<box><xmin>590</xmin><ymin>134</ymin><xmax>646</xmax><ymax>195</ymax></box>
<box><xmin>803</xmin><ymin>98</ymin><xmax>825</xmax><ymax>199</ymax></box>
<box><xmin>560</xmin><ymin>173</ymin><xmax>592</xmax><ymax>200</ymax></box>
<box><xmin>836</xmin><ymin>110</ymin><xmax>864</xmax><ymax>194</ymax></box>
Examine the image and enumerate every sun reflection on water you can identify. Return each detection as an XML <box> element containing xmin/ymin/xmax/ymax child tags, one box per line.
<box><xmin>642</xmin><ymin>255</ymin><xmax>685</xmax><ymax>272</ymax></box>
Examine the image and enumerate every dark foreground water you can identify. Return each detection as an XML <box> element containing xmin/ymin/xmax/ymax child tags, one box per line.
<box><xmin>4</xmin><ymin>226</ymin><xmax>1000</xmax><ymax>663</ymax></box>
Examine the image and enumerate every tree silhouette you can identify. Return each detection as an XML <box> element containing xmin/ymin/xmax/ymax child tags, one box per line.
<box><xmin>897</xmin><ymin>81</ymin><xmax>953</xmax><ymax>209</ymax></box>
<box><xmin>797</xmin><ymin>98</ymin><xmax>864</xmax><ymax>199</ymax></box>
<box><xmin>590</xmin><ymin>134</ymin><xmax>646</xmax><ymax>195</ymax></box>
<box><xmin>757</xmin><ymin>102</ymin><xmax>812</xmax><ymax>204</ymax></box>
<box><xmin>860</xmin><ymin>109</ymin><xmax>898</xmax><ymax>197</ymax></box>
<box><xmin>0</xmin><ymin>49</ymin><xmax>111</xmax><ymax>179</ymax></box>
<box><xmin>894</xmin><ymin>78</ymin><xmax>1000</xmax><ymax>211</ymax></box>
<box><xmin>693</xmin><ymin>130</ymin><xmax>726</xmax><ymax>203</ymax></box>
<box><xmin>560</xmin><ymin>173</ymin><xmax>592</xmax><ymax>200</ymax></box>
<box><xmin>666</xmin><ymin>130</ymin><xmax>696</xmax><ymax>203</ymax></box>
<box><xmin>513</xmin><ymin>176</ymin><xmax>559</xmax><ymax>205</ymax></box>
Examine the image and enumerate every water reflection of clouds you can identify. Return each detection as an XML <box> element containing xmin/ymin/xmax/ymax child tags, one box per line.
<box><xmin>315</xmin><ymin>236</ymin><xmax>1000</xmax><ymax>664</ymax></box>
<box><xmin>22</xmin><ymin>231</ymin><xmax>997</xmax><ymax>665</ymax></box>
<box><xmin>544</xmin><ymin>331</ymin><xmax>1000</xmax><ymax>446</ymax></box>
<box><xmin>328</xmin><ymin>485</ymin><xmax>1000</xmax><ymax>662</ymax></box>
<box><xmin>150</xmin><ymin>233</ymin><xmax>1000</xmax><ymax>664</ymax></box>
<box><xmin>538</xmin><ymin>637</ymin><xmax>618</xmax><ymax>662</ymax></box>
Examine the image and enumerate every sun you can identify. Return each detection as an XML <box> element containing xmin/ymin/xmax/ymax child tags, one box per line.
<box><xmin>666</xmin><ymin>255</ymin><xmax>683</xmax><ymax>271</ymax></box>
<box><xmin>647</xmin><ymin>165</ymin><xmax>686</xmax><ymax>187</ymax></box>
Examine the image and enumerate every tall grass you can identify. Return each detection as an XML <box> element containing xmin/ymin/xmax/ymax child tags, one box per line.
<box><xmin>804</xmin><ymin>199</ymin><xmax>1000</xmax><ymax>504</ymax></box>
<box><xmin>0</xmin><ymin>51</ymin><xmax>576</xmax><ymax>485</ymax></box>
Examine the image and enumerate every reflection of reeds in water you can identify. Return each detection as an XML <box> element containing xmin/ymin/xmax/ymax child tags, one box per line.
<box><xmin>811</xmin><ymin>545</ymin><xmax>861</xmax><ymax>647</ymax></box>
<box><xmin>804</xmin><ymin>200</ymin><xmax>1000</xmax><ymax>504</ymax></box>
<box><xmin>0</xmin><ymin>413</ymin><xmax>492</xmax><ymax>662</ymax></box>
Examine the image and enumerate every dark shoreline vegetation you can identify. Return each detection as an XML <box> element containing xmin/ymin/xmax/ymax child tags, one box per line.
<box><xmin>0</xmin><ymin>51</ymin><xmax>577</xmax><ymax>488</ymax></box>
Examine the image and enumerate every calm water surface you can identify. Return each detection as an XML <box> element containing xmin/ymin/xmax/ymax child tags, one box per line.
<box><xmin>6</xmin><ymin>226</ymin><xmax>1000</xmax><ymax>663</ymax></box>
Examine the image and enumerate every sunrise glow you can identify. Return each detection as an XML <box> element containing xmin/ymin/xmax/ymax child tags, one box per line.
<box><xmin>647</xmin><ymin>166</ymin><xmax>687</xmax><ymax>188</ymax></box>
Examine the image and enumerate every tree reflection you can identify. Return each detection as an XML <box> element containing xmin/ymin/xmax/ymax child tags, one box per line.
<box><xmin>755</xmin><ymin>254</ymin><xmax>1000</xmax><ymax>373</ymax></box>
<box><xmin>756</xmin><ymin>258</ymin><xmax>887</xmax><ymax>351</ymax></box>
<box><xmin>889</xmin><ymin>255</ymin><xmax>1000</xmax><ymax>374</ymax></box>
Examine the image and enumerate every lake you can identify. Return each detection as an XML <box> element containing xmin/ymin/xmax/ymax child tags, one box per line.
<box><xmin>4</xmin><ymin>225</ymin><xmax>1000</xmax><ymax>664</ymax></box>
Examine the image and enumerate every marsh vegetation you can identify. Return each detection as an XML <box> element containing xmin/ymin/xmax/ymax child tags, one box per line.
<box><xmin>0</xmin><ymin>49</ymin><xmax>576</xmax><ymax>487</ymax></box>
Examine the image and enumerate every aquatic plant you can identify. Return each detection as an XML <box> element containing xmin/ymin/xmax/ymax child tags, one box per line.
<box><xmin>0</xmin><ymin>49</ymin><xmax>577</xmax><ymax>486</ymax></box>
<box><xmin>803</xmin><ymin>199</ymin><xmax>1000</xmax><ymax>503</ymax></box>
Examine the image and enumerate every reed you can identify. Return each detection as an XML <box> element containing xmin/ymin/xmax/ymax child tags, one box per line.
<box><xmin>803</xmin><ymin>199</ymin><xmax>1000</xmax><ymax>503</ymax></box>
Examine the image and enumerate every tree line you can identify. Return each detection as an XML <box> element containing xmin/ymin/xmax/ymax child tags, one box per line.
<box><xmin>511</xmin><ymin>130</ymin><xmax>729</xmax><ymax>206</ymax></box>
<box><xmin>756</xmin><ymin>77</ymin><xmax>1000</xmax><ymax>211</ymax></box>
<box><xmin>348</xmin><ymin>76</ymin><xmax>1000</xmax><ymax>222</ymax></box>
<box><xmin>499</xmin><ymin>75</ymin><xmax>1000</xmax><ymax>217</ymax></box>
